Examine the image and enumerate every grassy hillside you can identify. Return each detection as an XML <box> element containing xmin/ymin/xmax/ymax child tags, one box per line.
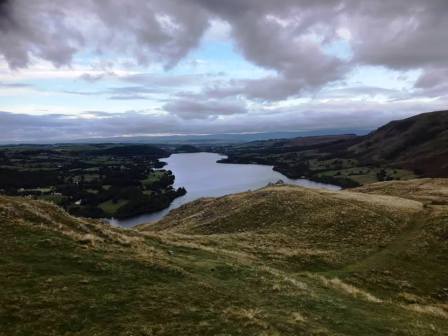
<box><xmin>350</xmin><ymin>111</ymin><xmax>448</xmax><ymax>177</ymax></box>
<box><xmin>2</xmin><ymin>180</ymin><xmax>448</xmax><ymax>335</ymax></box>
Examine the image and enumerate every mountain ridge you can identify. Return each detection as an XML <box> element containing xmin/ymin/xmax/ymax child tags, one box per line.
<box><xmin>350</xmin><ymin>110</ymin><xmax>448</xmax><ymax>177</ymax></box>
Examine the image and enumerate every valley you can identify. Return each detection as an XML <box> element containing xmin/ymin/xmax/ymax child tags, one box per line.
<box><xmin>2</xmin><ymin>1</ymin><xmax>448</xmax><ymax>334</ymax></box>
<box><xmin>1</xmin><ymin>111</ymin><xmax>447</xmax><ymax>224</ymax></box>
<box><xmin>208</xmin><ymin>111</ymin><xmax>448</xmax><ymax>188</ymax></box>
<box><xmin>1</xmin><ymin>111</ymin><xmax>448</xmax><ymax>335</ymax></box>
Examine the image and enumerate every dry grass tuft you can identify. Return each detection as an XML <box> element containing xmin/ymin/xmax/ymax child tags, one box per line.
<box><xmin>403</xmin><ymin>304</ymin><xmax>448</xmax><ymax>319</ymax></box>
<box><xmin>312</xmin><ymin>275</ymin><xmax>382</xmax><ymax>303</ymax></box>
<box><xmin>354</xmin><ymin>178</ymin><xmax>448</xmax><ymax>205</ymax></box>
<box><xmin>224</xmin><ymin>307</ymin><xmax>269</xmax><ymax>329</ymax></box>
<box><xmin>259</xmin><ymin>266</ymin><xmax>309</xmax><ymax>292</ymax></box>
<box><xmin>398</xmin><ymin>292</ymin><xmax>424</xmax><ymax>304</ymax></box>
<box><xmin>77</xmin><ymin>233</ymin><xmax>100</xmax><ymax>246</ymax></box>
<box><xmin>290</xmin><ymin>312</ymin><xmax>307</xmax><ymax>323</ymax></box>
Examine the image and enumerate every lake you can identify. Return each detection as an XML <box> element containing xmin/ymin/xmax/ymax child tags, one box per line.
<box><xmin>110</xmin><ymin>152</ymin><xmax>340</xmax><ymax>227</ymax></box>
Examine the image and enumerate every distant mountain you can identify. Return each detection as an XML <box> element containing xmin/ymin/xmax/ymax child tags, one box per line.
<box><xmin>62</xmin><ymin>129</ymin><xmax>370</xmax><ymax>145</ymax></box>
<box><xmin>350</xmin><ymin>110</ymin><xmax>448</xmax><ymax>177</ymax></box>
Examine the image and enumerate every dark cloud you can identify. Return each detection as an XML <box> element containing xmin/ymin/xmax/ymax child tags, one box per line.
<box><xmin>2</xmin><ymin>1</ymin><xmax>447</xmax><ymax>71</ymax></box>
<box><xmin>349</xmin><ymin>0</ymin><xmax>448</xmax><ymax>70</ymax></box>
<box><xmin>0</xmin><ymin>1</ymin><xmax>83</xmax><ymax>68</ymax></box>
<box><xmin>0</xmin><ymin>0</ymin><xmax>14</xmax><ymax>32</ymax></box>
<box><xmin>186</xmin><ymin>0</ymin><xmax>350</xmax><ymax>100</ymax></box>
<box><xmin>0</xmin><ymin>0</ymin><xmax>209</xmax><ymax>68</ymax></box>
<box><xmin>2</xmin><ymin>0</ymin><xmax>448</xmax><ymax>100</ymax></box>
<box><xmin>413</xmin><ymin>68</ymin><xmax>448</xmax><ymax>99</ymax></box>
<box><xmin>415</xmin><ymin>68</ymin><xmax>448</xmax><ymax>89</ymax></box>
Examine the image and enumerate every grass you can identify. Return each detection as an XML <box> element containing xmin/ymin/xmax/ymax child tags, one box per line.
<box><xmin>99</xmin><ymin>199</ymin><xmax>128</xmax><ymax>215</ymax></box>
<box><xmin>316</xmin><ymin>167</ymin><xmax>417</xmax><ymax>185</ymax></box>
<box><xmin>1</xmin><ymin>179</ymin><xmax>448</xmax><ymax>335</ymax></box>
<box><xmin>309</xmin><ymin>158</ymin><xmax>359</xmax><ymax>171</ymax></box>
<box><xmin>81</xmin><ymin>174</ymin><xmax>100</xmax><ymax>182</ymax></box>
<box><xmin>38</xmin><ymin>194</ymin><xmax>66</xmax><ymax>205</ymax></box>
<box><xmin>143</xmin><ymin>170</ymin><xmax>167</xmax><ymax>186</ymax></box>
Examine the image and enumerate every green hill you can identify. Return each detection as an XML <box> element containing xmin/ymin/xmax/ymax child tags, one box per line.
<box><xmin>350</xmin><ymin>110</ymin><xmax>448</xmax><ymax>177</ymax></box>
<box><xmin>1</xmin><ymin>179</ymin><xmax>448</xmax><ymax>335</ymax></box>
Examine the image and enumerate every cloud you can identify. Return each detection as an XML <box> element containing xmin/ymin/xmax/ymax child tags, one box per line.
<box><xmin>1</xmin><ymin>92</ymin><xmax>447</xmax><ymax>143</ymax></box>
<box><xmin>120</xmin><ymin>73</ymin><xmax>206</xmax><ymax>86</ymax></box>
<box><xmin>60</xmin><ymin>72</ymin><xmax>222</xmax><ymax>100</ymax></box>
<box><xmin>109</xmin><ymin>94</ymin><xmax>148</xmax><ymax>101</ymax></box>
<box><xmin>317</xmin><ymin>86</ymin><xmax>410</xmax><ymax>100</ymax></box>
<box><xmin>0</xmin><ymin>0</ymin><xmax>83</xmax><ymax>68</ymax></box>
<box><xmin>79</xmin><ymin>72</ymin><xmax>111</xmax><ymax>82</ymax></box>
<box><xmin>349</xmin><ymin>0</ymin><xmax>448</xmax><ymax>70</ymax></box>
<box><xmin>1</xmin><ymin>0</ymin><xmax>448</xmax><ymax>141</ymax></box>
<box><xmin>415</xmin><ymin>68</ymin><xmax>448</xmax><ymax>89</ymax></box>
<box><xmin>0</xmin><ymin>1</ymin><xmax>366</xmax><ymax>101</ymax></box>
<box><xmin>164</xmin><ymin>98</ymin><xmax>247</xmax><ymax>119</ymax></box>
<box><xmin>0</xmin><ymin>81</ymin><xmax>32</xmax><ymax>89</ymax></box>
<box><xmin>2</xmin><ymin>1</ymin><xmax>448</xmax><ymax>96</ymax></box>
<box><xmin>2</xmin><ymin>1</ymin><xmax>448</xmax><ymax>75</ymax></box>
<box><xmin>413</xmin><ymin>68</ymin><xmax>448</xmax><ymax>99</ymax></box>
<box><xmin>191</xmin><ymin>0</ymin><xmax>350</xmax><ymax>100</ymax></box>
<box><xmin>0</xmin><ymin>0</ymin><xmax>209</xmax><ymax>69</ymax></box>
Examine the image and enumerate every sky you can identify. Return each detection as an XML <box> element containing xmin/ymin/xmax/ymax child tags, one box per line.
<box><xmin>0</xmin><ymin>0</ymin><xmax>448</xmax><ymax>142</ymax></box>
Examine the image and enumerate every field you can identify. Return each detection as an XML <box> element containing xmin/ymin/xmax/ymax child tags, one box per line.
<box><xmin>316</xmin><ymin>166</ymin><xmax>417</xmax><ymax>185</ymax></box>
<box><xmin>212</xmin><ymin>136</ymin><xmax>418</xmax><ymax>188</ymax></box>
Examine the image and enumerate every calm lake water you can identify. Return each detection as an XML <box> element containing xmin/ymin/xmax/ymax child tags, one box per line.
<box><xmin>110</xmin><ymin>152</ymin><xmax>340</xmax><ymax>227</ymax></box>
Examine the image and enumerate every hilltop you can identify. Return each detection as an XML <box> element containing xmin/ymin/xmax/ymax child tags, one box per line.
<box><xmin>2</xmin><ymin>179</ymin><xmax>448</xmax><ymax>335</ymax></box>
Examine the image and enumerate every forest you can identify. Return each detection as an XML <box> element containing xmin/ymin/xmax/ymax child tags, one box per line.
<box><xmin>0</xmin><ymin>144</ymin><xmax>186</xmax><ymax>219</ymax></box>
